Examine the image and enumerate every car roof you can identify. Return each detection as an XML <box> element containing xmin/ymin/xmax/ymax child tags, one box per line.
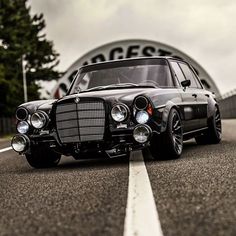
<box><xmin>80</xmin><ymin>56</ymin><xmax>185</xmax><ymax>71</ymax></box>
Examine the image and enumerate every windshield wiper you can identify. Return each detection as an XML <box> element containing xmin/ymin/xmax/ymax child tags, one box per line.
<box><xmin>80</xmin><ymin>83</ymin><xmax>156</xmax><ymax>93</ymax></box>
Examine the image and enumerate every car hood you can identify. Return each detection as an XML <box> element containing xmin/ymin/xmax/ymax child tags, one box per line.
<box><xmin>58</xmin><ymin>88</ymin><xmax>160</xmax><ymax>106</ymax></box>
<box><xmin>19</xmin><ymin>99</ymin><xmax>56</xmax><ymax>114</ymax></box>
<box><xmin>19</xmin><ymin>87</ymin><xmax>175</xmax><ymax>113</ymax></box>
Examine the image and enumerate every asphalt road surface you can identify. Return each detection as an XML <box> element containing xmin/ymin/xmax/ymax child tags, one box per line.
<box><xmin>0</xmin><ymin>120</ymin><xmax>235</xmax><ymax>236</ymax></box>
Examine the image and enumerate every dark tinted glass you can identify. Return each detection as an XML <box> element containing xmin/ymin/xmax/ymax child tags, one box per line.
<box><xmin>179</xmin><ymin>63</ymin><xmax>199</xmax><ymax>88</ymax></box>
<box><xmin>170</xmin><ymin>61</ymin><xmax>186</xmax><ymax>84</ymax></box>
<box><xmin>70</xmin><ymin>59</ymin><xmax>175</xmax><ymax>93</ymax></box>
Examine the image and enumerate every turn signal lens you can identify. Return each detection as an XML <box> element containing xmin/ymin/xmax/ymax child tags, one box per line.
<box><xmin>147</xmin><ymin>104</ymin><xmax>153</xmax><ymax>115</ymax></box>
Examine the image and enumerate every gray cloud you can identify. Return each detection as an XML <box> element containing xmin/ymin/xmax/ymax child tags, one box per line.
<box><xmin>28</xmin><ymin>0</ymin><xmax>236</xmax><ymax>94</ymax></box>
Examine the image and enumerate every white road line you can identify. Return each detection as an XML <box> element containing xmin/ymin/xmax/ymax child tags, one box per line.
<box><xmin>123</xmin><ymin>150</ymin><xmax>163</xmax><ymax>236</ymax></box>
<box><xmin>0</xmin><ymin>147</ymin><xmax>12</xmax><ymax>153</ymax></box>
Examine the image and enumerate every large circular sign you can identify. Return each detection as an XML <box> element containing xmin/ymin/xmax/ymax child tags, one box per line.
<box><xmin>52</xmin><ymin>39</ymin><xmax>220</xmax><ymax>98</ymax></box>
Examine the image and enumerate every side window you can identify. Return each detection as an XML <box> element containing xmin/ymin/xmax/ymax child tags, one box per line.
<box><xmin>191</xmin><ymin>69</ymin><xmax>203</xmax><ymax>89</ymax></box>
<box><xmin>170</xmin><ymin>61</ymin><xmax>186</xmax><ymax>85</ymax></box>
<box><xmin>178</xmin><ymin>63</ymin><xmax>199</xmax><ymax>88</ymax></box>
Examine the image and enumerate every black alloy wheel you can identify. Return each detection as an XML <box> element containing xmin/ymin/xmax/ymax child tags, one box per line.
<box><xmin>214</xmin><ymin>106</ymin><xmax>222</xmax><ymax>139</ymax></box>
<box><xmin>149</xmin><ymin>108</ymin><xmax>183</xmax><ymax>160</ymax></box>
<box><xmin>195</xmin><ymin>105</ymin><xmax>222</xmax><ymax>145</ymax></box>
<box><xmin>171</xmin><ymin>111</ymin><xmax>183</xmax><ymax>155</ymax></box>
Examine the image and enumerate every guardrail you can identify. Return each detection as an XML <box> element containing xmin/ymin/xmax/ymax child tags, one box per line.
<box><xmin>0</xmin><ymin>117</ymin><xmax>15</xmax><ymax>136</ymax></box>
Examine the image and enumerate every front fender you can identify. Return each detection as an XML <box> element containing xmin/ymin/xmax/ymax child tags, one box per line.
<box><xmin>207</xmin><ymin>97</ymin><xmax>218</xmax><ymax>120</ymax></box>
<box><xmin>18</xmin><ymin>99</ymin><xmax>56</xmax><ymax>115</ymax></box>
<box><xmin>160</xmin><ymin>101</ymin><xmax>181</xmax><ymax>132</ymax></box>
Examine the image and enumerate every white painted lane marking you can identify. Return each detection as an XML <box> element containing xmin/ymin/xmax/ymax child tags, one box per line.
<box><xmin>0</xmin><ymin>147</ymin><xmax>12</xmax><ymax>153</ymax></box>
<box><xmin>123</xmin><ymin>150</ymin><xmax>164</xmax><ymax>236</ymax></box>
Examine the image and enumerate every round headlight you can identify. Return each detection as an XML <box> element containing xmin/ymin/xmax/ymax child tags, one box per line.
<box><xmin>111</xmin><ymin>104</ymin><xmax>128</xmax><ymax>122</ymax></box>
<box><xmin>134</xmin><ymin>96</ymin><xmax>148</xmax><ymax>110</ymax></box>
<box><xmin>11</xmin><ymin>135</ymin><xmax>29</xmax><ymax>153</ymax></box>
<box><xmin>31</xmin><ymin>111</ymin><xmax>48</xmax><ymax>129</ymax></box>
<box><xmin>136</xmin><ymin>111</ymin><xmax>149</xmax><ymax>124</ymax></box>
<box><xmin>17</xmin><ymin>121</ymin><xmax>29</xmax><ymax>134</ymax></box>
<box><xmin>16</xmin><ymin>107</ymin><xmax>28</xmax><ymax>120</ymax></box>
<box><xmin>133</xmin><ymin>125</ymin><xmax>151</xmax><ymax>143</ymax></box>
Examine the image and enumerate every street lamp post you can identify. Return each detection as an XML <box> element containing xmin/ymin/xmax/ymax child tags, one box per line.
<box><xmin>22</xmin><ymin>55</ymin><xmax>28</xmax><ymax>103</ymax></box>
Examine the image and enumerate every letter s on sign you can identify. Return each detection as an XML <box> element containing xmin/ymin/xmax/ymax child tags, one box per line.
<box><xmin>142</xmin><ymin>46</ymin><xmax>156</xmax><ymax>56</ymax></box>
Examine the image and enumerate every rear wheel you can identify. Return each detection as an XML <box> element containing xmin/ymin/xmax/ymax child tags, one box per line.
<box><xmin>25</xmin><ymin>147</ymin><xmax>61</xmax><ymax>169</ymax></box>
<box><xmin>149</xmin><ymin>108</ymin><xmax>183</xmax><ymax>160</ymax></box>
<box><xmin>195</xmin><ymin>106</ymin><xmax>222</xmax><ymax>145</ymax></box>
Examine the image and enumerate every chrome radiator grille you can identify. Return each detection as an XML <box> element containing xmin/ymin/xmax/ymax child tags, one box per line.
<box><xmin>56</xmin><ymin>100</ymin><xmax>105</xmax><ymax>143</ymax></box>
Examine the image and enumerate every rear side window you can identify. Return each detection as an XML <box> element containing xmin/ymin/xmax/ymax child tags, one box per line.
<box><xmin>178</xmin><ymin>63</ymin><xmax>201</xmax><ymax>88</ymax></box>
<box><xmin>191</xmin><ymin>69</ymin><xmax>203</xmax><ymax>89</ymax></box>
<box><xmin>170</xmin><ymin>61</ymin><xmax>186</xmax><ymax>84</ymax></box>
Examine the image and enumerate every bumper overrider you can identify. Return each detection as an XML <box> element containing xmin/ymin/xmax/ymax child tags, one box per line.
<box><xmin>11</xmin><ymin>96</ymin><xmax>156</xmax><ymax>158</ymax></box>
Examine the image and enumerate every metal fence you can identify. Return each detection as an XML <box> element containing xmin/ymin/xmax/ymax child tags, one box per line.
<box><xmin>0</xmin><ymin>117</ymin><xmax>15</xmax><ymax>136</ymax></box>
<box><xmin>219</xmin><ymin>95</ymin><xmax>236</xmax><ymax>119</ymax></box>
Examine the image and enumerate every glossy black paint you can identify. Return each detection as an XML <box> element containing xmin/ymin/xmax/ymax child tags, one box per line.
<box><xmin>15</xmin><ymin>57</ymin><xmax>219</xmax><ymax>158</ymax></box>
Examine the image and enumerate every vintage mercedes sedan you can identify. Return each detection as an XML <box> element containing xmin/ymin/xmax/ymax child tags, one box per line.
<box><xmin>11</xmin><ymin>57</ymin><xmax>222</xmax><ymax>168</ymax></box>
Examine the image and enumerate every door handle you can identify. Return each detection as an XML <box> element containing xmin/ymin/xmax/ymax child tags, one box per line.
<box><xmin>192</xmin><ymin>94</ymin><xmax>197</xmax><ymax>98</ymax></box>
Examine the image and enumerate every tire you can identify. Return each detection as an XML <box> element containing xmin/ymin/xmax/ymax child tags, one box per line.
<box><xmin>149</xmin><ymin>108</ymin><xmax>183</xmax><ymax>160</ymax></box>
<box><xmin>25</xmin><ymin>146</ymin><xmax>61</xmax><ymax>169</ymax></box>
<box><xmin>195</xmin><ymin>106</ymin><xmax>222</xmax><ymax>145</ymax></box>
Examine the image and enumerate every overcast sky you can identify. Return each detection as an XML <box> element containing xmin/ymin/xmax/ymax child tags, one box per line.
<box><xmin>28</xmin><ymin>0</ymin><xmax>236</xmax><ymax>95</ymax></box>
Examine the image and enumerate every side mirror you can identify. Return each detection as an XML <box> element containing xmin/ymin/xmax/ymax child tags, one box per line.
<box><xmin>181</xmin><ymin>79</ymin><xmax>191</xmax><ymax>88</ymax></box>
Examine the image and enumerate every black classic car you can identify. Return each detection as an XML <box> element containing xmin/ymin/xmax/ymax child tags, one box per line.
<box><xmin>11</xmin><ymin>57</ymin><xmax>222</xmax><ymax>168</ymax></box>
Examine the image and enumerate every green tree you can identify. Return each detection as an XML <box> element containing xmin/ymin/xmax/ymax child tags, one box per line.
<box><xmin>0</xmin><ymin>0</ymin><xmax>61</xmax><ymax>116</ymax></box>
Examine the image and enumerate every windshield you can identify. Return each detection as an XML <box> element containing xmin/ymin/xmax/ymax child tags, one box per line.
<box><xmin>69</xmin><ymin>58</ymin><xmax>174</xmax><ymax>94</ymax></box>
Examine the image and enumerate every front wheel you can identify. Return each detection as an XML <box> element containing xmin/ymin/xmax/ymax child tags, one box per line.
<box><xmin>149</xmin><ymin>108</ymin><xmax>183</xmax><ymax>160</ymax></box>
<box><xmin>25</xmin><ymin>147</ymin><xmax>61</xmax><ymax>169</ymax></box>
<box><xmin>195</xmin><ymin>106</ymin><xmax>222</xmax><ymax>145</ymax></box>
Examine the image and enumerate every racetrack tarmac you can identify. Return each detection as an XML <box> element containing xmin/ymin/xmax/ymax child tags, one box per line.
<box><xmin>0</xmin><ymin>120</ymin><xmax>235</xmax><ymax>236</ymax></box>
